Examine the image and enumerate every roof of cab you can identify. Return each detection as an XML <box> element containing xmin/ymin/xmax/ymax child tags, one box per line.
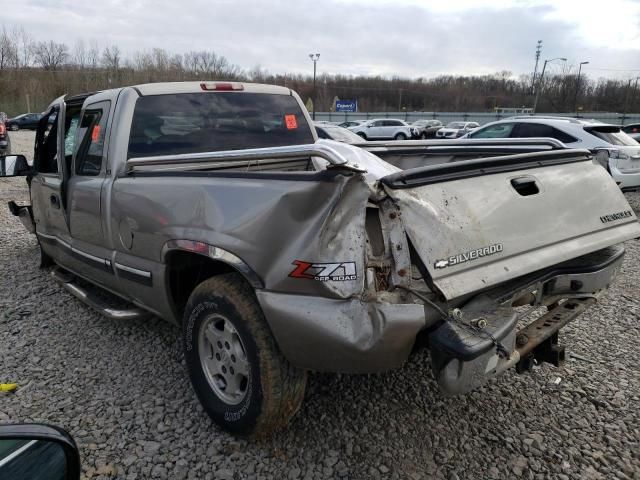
<box><xmin>131</xmin><ymin>81</ymin><xmax>292</xmax><ymax>96</ymax></box>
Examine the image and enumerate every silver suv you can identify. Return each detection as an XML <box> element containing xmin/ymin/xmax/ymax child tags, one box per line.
<box><xmin>348</xmin><ymin>118</ymin><xmax>416</xmax><ymax>140</ymax></box>
<box><xmin>466</xmin><ymin>116</ymin><xmax>640</xmax><ymax>190</ymax></box>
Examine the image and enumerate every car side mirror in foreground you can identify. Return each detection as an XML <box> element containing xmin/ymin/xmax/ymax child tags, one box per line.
<box><xmin>0</xmin><ymin>155</ymin><xmax>30</xmax><ymax>177</ymax></box>
<box><xmin>0</xmin><ymin>424</ymin><xmax>80</xmax><ymax>480</ymax></box>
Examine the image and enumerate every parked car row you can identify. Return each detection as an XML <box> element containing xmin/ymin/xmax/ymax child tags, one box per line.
<box><xmin>333</xmin><ymin>118</ymin><xmax>477</xmax><ymax>140</ymax></box>
<box><xmin>464</xmin><ymin>116</ymin><xmax>640</xmax><ymax>191</ymax></box>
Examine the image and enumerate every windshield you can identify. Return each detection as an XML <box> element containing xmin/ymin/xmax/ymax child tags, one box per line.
<box><xmin>586</xmin><ymin>127</ymin><xmax>638</xmax><ymax>147</ymax></box>
<box><xmin>446</xmin><ymin>122</ymin><xmax>465</xmax><ymax>128</ymax></box>
<box><xmin>323</xmin><ymin>126</ymin><xmax>364</xmax><ymax>143</ymax></box>
<box><xmin>128</xmin><ymin>92</ymin><xmax>314</xmax><ymax>158</ymax></box>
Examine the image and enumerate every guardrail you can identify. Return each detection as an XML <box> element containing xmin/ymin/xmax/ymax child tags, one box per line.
<box><xmin>315</xmin><ymin>111</ymin><xmax>640</xmax><ymax>126</ymax></box>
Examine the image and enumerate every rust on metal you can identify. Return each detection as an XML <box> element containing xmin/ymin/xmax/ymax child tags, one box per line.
<box><xmin>515</xmin><ymin>297</ymin><xmax>596</xmax><ymax>358</ymax></box>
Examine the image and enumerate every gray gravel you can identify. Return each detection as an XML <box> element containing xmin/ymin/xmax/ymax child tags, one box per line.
<box><xmin>1</xmin><ymin>130</ymin><xmax>639</xmax><ymax>479</ymax></box>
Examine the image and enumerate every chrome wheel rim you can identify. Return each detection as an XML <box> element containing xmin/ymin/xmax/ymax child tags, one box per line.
<box><xmin>198</xmin><ymin>314</ymin><xmax>250</xmax><ymax>405</ymax></box>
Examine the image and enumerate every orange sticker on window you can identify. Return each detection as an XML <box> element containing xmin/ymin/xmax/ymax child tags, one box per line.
<box><xmin>285</xmin><ymin>114</ymin><xmax>298</xmax><ymax>130</ymax></box>
<box><xmin>91</xmin><ymin>125</ymin><xmax>101</xmax><ymax>142</ymax></box>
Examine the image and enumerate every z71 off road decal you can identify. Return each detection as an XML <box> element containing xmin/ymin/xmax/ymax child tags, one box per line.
<box><xmin>434</xmin><ymin>243</ymin><xmax>503</xmax><ymax>269</ymax></box>
<box><xmin>289</xmin><ymin>261</ymin><xmax>357</xmax><ymax>281</ymax></box>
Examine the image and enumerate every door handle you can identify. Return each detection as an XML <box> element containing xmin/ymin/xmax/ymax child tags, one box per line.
<box><xmin>510</xmin><ymin>177</ymin><xmax>539</xmax><ymax>196</ymax></box>
<box><xmin>50</xmin><ymin>194</ymin><xmax>60</xmax><ymax>209</ymax></box>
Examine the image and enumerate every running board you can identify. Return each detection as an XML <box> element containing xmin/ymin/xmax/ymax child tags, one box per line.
<box><xmin>51</xmin><ymin>267</ymin><xmax>149</xmax><ymax>320</ymax></box>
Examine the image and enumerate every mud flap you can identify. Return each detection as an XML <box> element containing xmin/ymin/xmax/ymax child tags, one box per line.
<box><xmin>8</xmin><ymin>201</ymin><xmax>35</xmax><ymax>234</ymax></box>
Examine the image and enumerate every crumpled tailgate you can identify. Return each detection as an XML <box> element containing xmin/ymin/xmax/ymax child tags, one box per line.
<box><xmin>382</xmin><ymin>153</ymin><xmax>640</xmax><ymax>300</ymax></box>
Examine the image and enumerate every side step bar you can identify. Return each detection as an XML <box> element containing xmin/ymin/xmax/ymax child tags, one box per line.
<box><xmin>51</xmin><ymin>267</ymin><xmax>149</xmax><ymax>320</ymax></box>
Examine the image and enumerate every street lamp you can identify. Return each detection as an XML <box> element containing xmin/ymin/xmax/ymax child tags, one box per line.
<box><xmin>573</xmin><ymin>61</ymin><xmax>589</xmax><ymax>115</ymax></box>
<box><xmin>532</xmin><ymin>57</ymin><xmax>567</xmax><ymax>114</ymax></box>
<box><xmin>309</xmin><ymin>53</ymin><xmax>320</xmax><ymax>120</ymax></box>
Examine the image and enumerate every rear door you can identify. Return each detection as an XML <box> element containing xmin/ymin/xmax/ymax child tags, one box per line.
<box><xmin>65</xmin><ymin>100</ymin><xmax>114</xmax><ymax>281</ymax></box>
<box><xmin>383</xmin><ymin>120</ymin><xmax>403</xmax><ymax>138</ymax></box>
<box><xmin>381</xmin><ymin>151</ymin><xmax>640</xmax><ymax>299</ymax></box>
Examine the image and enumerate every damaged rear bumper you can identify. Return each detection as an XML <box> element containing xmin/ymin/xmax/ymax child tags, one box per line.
<box><xmin>256</xmin><ymin>291</ymin><xmax>426</xmax><ymax>373</ymax></box>
<box><xmin>257</xmin><ymin>245</ymin><xmax>623</xmax><ymax>384</ymax></box>
<box><xmin>429</xmin><ymin>245</ymin><xmax>625</xmax><ymax>395</ymax></box>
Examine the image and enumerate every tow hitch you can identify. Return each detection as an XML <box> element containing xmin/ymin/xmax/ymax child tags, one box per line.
<box><xmin>514</xmin><ymin>298</ymin><xmax>595</xmax><ymax>373</ymax></box>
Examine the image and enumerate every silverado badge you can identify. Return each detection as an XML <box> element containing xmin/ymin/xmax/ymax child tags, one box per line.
<box><xmin>434</xmin><ymin>243</ymin><xmax>504</xmax><ymax>269</ymax></box>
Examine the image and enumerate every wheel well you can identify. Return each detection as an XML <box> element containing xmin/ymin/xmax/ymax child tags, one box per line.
<box><xmin>166</xmin><ymin>251</ymin><xmax>238</xmax><ymax>321</ymax></box>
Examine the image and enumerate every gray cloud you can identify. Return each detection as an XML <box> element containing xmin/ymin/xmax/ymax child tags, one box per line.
<box><xmin>2</xmin><ymin>0</ymin><xmax>639</xmax><ymax>79</ymax></box>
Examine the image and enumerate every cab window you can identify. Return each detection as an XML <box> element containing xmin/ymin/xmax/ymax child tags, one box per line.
<box><xmin>75</xmin><ymin>101</ymin><xmax>111</xmax><ymax>176</ymax></box>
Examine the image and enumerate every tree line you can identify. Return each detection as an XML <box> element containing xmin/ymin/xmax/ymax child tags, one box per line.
<box><xmin>0</xmin><ymin>25</ymin><xmax>638</xmax><ymax>116</ymax></box>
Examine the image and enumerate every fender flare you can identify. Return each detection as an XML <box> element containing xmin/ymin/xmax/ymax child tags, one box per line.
<box><xmin>161</xmin><ymin>239</ymin><xmax>264</xmax><ymax>289</ymax></box>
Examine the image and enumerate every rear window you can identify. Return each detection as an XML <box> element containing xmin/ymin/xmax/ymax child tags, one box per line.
<box><xmin>514</xmin><ymin>123</ymin><xmax>577</xmax><ymax>143</ymax></box>
<box><xmin>586</xmin><ymin>127</ymin><xmax>637</xmax><ymax>146</ymax></box>
<box><xmin>127</xmin><ymin>92</ymin><xmax>314</xmax><ymax>158</ymax></box>
<box><xmin>622</xmin><ymin>124</ymin><xmax>640</xmax><ymax>134</ymax></box>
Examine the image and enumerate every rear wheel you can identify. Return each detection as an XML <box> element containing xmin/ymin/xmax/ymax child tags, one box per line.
<box><xmin>394</xmin><ymin>132</ymin><xmax>407</xmax><ymax>140</ymax></box>
<box><xmin>183</xmin><ymin>273</ymin><xmax>307</xmax><ymax>436</ymax></box>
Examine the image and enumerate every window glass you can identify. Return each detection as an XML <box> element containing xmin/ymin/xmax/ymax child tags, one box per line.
<box><xmin>315</xmin><ymin>126</ymin><xmax>329</xmax><ymax>139</ymax></box>
<box><xmin>75</xmin><ymin>101</ymin><xmax>110</xmax><ymax>175</ymax></box>
<box><xmin>128</xmin><ymin>93</ymin><xmax>314</xmax><ymax>158</ymax></box>
<box><xmin>621</xmin><ymin>124</ymin><xmax>640</xmax><ymax>134</ymax></box>
<box><xmin>470</xmin><ymin>123</ymin><xmax>515</xmax><ymax>138</ymax></box>
<box><xmin>34</xmin><ymin>109</ymin><xmax>58</xmax><ymax>174</ymax></box>
<box><xmin>586</xmin><ymin>128</ymin><xmax>638</xmax><ymax>146</ymax></box>
<box><xmin>371</xmin><ymin>120</ymin><xmax>383</xmax><ymax>127</ymax></box>
<box><xmin>513</xmin><ymin>123</ymin><xmax>577</xmax><ymax>143</ymax></box>
<box><xmin>323</xmin><ymin>126</ymin><xmax>364</xmax><ymax>143</ymax></box>
<box><xmin>64</xmin><ymin>111</ymin><xmax>81</xmax><ymax>156</ymax></box>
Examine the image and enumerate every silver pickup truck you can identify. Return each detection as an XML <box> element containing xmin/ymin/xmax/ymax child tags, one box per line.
<box><xmin>2</xmin><ymin>81</ymin><xmax>639</xmax><ymax>436</ymax></box>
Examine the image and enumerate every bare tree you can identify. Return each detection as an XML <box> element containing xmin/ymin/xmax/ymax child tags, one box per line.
<box><xmin>0</xmin><ymin>27</ymin><xmax>17</xmax><ymax>69</ymax></box>
<box><xmin>73</xmin><ymin>39</ymin><xmax>87</xmax><ymax>69</ymax></box>
<box><xmin>102</xmin><ymin>45</ymin><xmax>121</xmax><ymax>71</ymax></box>
<box><xmin>32</xmin><ymin>40</ymin><xmax>68</xmax><ymax>70</ymax></box>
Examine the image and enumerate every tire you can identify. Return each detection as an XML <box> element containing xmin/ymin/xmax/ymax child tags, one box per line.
<box><xmin>394</xmin><ymin>132</ymin><xmax>407</xmax><ymax>140</ymax></box>
<box><xmin>8</xmin><ymin>124</ymin><xmax>18</xmax><ymax>131</ymax></box>
<box><xmin>356</xmin><ymin>132</ymin><xmax>367</xmax><ymax>140</ymax></box>
<box><xmin>183</xmin><ymin>273</ymin><xmax>307</xmax><ymax>436</ymax></box>
<box><xmin>420</xmin><ymin>132</ymin><xmax>428</xmax><ymax>139</ymax></box>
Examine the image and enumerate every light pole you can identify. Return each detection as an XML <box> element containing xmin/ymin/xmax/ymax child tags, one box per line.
<box><xmin>573</xmin><ymin>61</ymin><xmax>589</xmax><ymax>115</ymax></box>
<box><xmin>532</xmin><ymin>57</ymin><xmax>567</xmax><ymax>114</ymax></box>
<box><xmin>309</xmin><ymin>53</ymin><xmax>320</xmax><ymax>120</ymax></box>
<box><xmin>622</xmin><ymin>76</ymin><xmax>640</xmax><ymax>122</ymax></box>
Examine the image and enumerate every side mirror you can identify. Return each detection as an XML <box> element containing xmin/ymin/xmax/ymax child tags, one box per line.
<box><xmin>0</xmin><ymin>155</ymin><xmax>30</xmax><ymax>177</ymax></box>
<box><xmin>0</xmin><ymin>424</ymin><xmax>80</xmax><ymax>479</ymax></box>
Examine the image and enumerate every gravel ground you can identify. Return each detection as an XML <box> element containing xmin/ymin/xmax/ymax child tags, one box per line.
<box><xmin>1</xmin><ymin>130</ymin><xmax>639</xmax><ymax>480</ymax></box>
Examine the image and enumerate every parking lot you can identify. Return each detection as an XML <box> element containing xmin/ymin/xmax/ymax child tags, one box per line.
<box><xmin>1</xmin><ymin>130</ymin><xmax>639</xmax><ymax>479</ymax></box>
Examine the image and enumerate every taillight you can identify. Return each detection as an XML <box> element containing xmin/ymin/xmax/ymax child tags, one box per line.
<box><xmin>200</xmin><ymin>82</ymin><xmax>244</xmax><ymax>91</ymax></box>
<box><xmin>0</xmin><ymin>123</ymin><xmax>5</xmax><ymax>135</ymax></box>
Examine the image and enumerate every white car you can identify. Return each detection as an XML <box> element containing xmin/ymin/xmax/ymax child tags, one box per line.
<box><xmin>465</xmin><ymin>116</ymin><xmax>640</xmax><ymax>190</ymax></box>
<box><xmin>348</xmin><ymin>118</ymin><xmax>416</xmax><ymax>140</ymax></box>
<box><xmin>436</xmin><ymin>121</ymin><xmax>480</xmax><ymax>138</ymax></box>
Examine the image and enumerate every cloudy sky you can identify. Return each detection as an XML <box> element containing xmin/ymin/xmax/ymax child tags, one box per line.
<box><xmin>4</xmin><ymin>0</ymin><xmax>640</xmax><ymax>79</ymax></box>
